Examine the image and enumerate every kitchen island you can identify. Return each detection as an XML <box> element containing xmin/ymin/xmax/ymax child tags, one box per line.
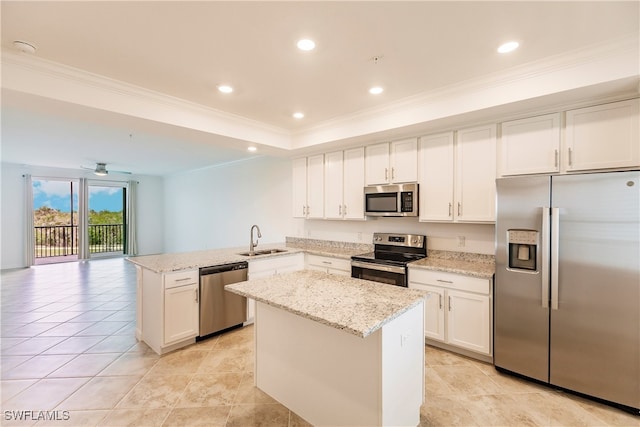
<box><xmin>226</xmin><ymin>270</ymin><xmax>426</xmax><ymax>427</ymax></box>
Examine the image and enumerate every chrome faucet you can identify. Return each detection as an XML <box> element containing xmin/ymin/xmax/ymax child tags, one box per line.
<box><xmin>249</xmin><ymin>224</ymin><xmax>262</xmax><ymax>256</ymax></box>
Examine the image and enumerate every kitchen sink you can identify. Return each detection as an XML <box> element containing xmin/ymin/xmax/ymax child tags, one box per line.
<box><xmin>237</xmin><ymin>249</ymin><xmax>288</xmax><ymax>257</ymax></box>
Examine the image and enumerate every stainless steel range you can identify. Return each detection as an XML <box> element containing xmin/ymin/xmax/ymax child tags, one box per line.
<box><xmin>351</xmin><ymin>233</ymin><xmax>427</xmax><ymax>287</ymax></box>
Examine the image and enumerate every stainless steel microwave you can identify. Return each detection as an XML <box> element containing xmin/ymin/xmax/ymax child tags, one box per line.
<box><xmin>364</xmin><ymin>183</ymin><xmax>418</xmax><ymax>217</ymax></box>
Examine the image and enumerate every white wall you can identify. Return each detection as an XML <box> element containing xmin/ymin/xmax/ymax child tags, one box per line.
<box><xmin>163</xmin><ymin>156</ymin><xmax>293</xmax><ymax>253</ymax></box>
<box><xmin>0</xmin><ymin>162</ymin><xmax>164</xmax><ymax>269</ymax></box>
<box><xmin>293</xmin><ymin>217</ymin><xmax>495</xmax><ymax>255</ymax></box>
<box><xmin>161</xmin><ymin>153</ymin><xmax>494</xmax><ymax>255</ymax></box>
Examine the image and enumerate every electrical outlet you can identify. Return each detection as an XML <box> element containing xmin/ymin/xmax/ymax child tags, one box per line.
<box><xmin>400</xmin><ymin>332</ymin><xmax>411</xmax><ymax>347</ymax></box>
<box><xmin>457</xmin><ymin>236</ymin><xmax>466</xmax><ymax>247</ymax></box>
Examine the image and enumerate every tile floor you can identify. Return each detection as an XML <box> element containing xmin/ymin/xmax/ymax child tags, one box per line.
<box><xmin>1</xmin><ymin>258</ymin><xmax>638</xmax><ymax>426</ymax></box>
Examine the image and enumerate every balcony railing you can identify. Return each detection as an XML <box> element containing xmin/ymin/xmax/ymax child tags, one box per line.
<box><xmin>34</xmin><ymin>224</ymin><xmax>124</xmax><ymax>258</ymax></box>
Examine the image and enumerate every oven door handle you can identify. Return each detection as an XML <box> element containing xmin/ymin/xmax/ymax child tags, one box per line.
<box><xmin>351</xmin><ymin>260</ymin><xmax>406</xmax><ymax>275</ymax></box>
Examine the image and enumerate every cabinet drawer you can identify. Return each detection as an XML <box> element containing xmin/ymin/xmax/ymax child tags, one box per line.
<box><xmin>409</xmin><ymin>269</ymin><xmax>490</xmax><ymax>294</ymax></box>
<box><xmin>164</xmin><ymin>270</ymin><xmax>198</xmax><ymax>289</ymax></box>
<box><xmin>306</xmin><ymin>254</ymin><xmax>351</xmax><ymax>272</ymax></box>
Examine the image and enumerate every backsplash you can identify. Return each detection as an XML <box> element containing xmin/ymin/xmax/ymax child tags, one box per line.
<box><xmin>427</xmin><ymin>249</ymin><xmax>495</xmax><ymax>263</ymax></box>
<box><xmin>285</xmin><ymin>236</ymin><xmax>373</xmax><ymax>252</ymax></box>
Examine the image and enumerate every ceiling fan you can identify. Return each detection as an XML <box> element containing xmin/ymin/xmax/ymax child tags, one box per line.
<box><xmin>81</xmin><ymin>162</ymin><xmax>132</xmax><ymax>176</ymax></box>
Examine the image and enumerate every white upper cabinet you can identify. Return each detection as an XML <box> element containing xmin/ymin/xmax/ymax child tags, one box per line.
<box><xmin>390</xmin><ymin>138</ymin><xmax>419</xmax><ymax>183</ymax></box>
<box><xmin>324</xmin><ymin>147</ymin><xmax>365</xmax><ymax>220</ymax></box>
<box><xmin>419</xmin><ymin>127</ymin><xmax>496</xmax><ymax>223</ymax></box>
<box><xmin>342</xmin><ymin>147</ymin><xmax>366</xmax><ymax>220</ymax></box>
<box><xmin>456</xmin><ymin>125</ymin><xmax>497</xmax><ymax>223</ymax></box>
<box><xmin>365</xmin><ymin>139</ymin><xmax>418</xmax><ymax>185</ymax></box>
<box><xmin>324</xmin><ymin>151</ymin><xmax>344</xmax><ymax>220</ymax></box>
<box><xmin>499</xmin><ymin>113</ymin><xmax>561</xmax><ymax>176</ymax></box>
<box><xmin>306</xmin><ymin>154</ymin><xmax>324</xmax><ymax>219</ymax></box>
<box><xmin>292</xmin><ymin>157</ymin><xmax>308</xmax><ymax>218</ymax></box>
<box><xmin>419</xmin><ymin>132</ymin><xmax>455</xmax><ymax>222</ymax></box>
<box><xmin>565</xmin><ymin>99</ymin><xmax>639</xmax><ymax>172</ymax></box>
<box><xmin>292</xmin><ymin>155</ymin><xmax>324</xmax><ymax>219</ymax></box>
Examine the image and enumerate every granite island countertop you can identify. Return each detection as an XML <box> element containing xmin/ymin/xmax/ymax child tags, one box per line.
<box><xmin>226</xmin><ymin>269</ymin><xmax>426</xmax><ymax>338</ymax></box>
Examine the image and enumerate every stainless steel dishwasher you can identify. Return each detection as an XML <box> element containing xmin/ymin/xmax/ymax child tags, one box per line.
<box><xmin>198</xmin><ymin>262</ymin><xmax>248</xmax><ymax>338</ymax></box>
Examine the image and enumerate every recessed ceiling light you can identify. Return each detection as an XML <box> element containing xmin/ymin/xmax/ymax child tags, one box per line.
<box><xmin>497</xmin><ymin>41</ymin><xmax>519</xmax><ymax>54</ymax></box>
<box><xmin>218</xmin><ymin>85</ymin><xmax>233</xmax><ymax>93</ymax></box>
<box><xmin>369</xmin><ymin>87</ymin><xmax>384</xmax><ymax>95</ymax></box>
<box><xmin>13</xmin><ymin>40</ymin><xmax>36</xmax><ymax>54</ymax></box>
<box><xmin>297</xmin><ymin>39</ymin><xmax>316</xmax><ymax>51</ymax></box>
<box><xmin>293</xmin><ymin>112</ymin><xmax>305</xmax><ymax>119</ymax></box>
<box><xmin>248</xmin><ymin>146</ymin><xmax>257</xmax><ymax>152</ymax></box>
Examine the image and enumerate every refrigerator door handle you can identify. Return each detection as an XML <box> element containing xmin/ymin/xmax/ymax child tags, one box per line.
<box><xmin>541</xmin><ymin>207</ymin><xmax>550</xmax><ymax>309</ymax></box>
<box><xmin>551</xmin><ymin>207</ymin><xmax>560</xmax><ymax>310</ymax></box>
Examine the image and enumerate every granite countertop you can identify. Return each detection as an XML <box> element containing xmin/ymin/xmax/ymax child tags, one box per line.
<box><xmin>127</xmin><ymin>244</ymin><xmax>303</xmax><ymax>273</ymax></box>
<box><xmin>409</xmin><ymin>250</ymin><xmax>495</xmax><ymax>279</ymax></box>
<box><xmin>128</xmin><ymin>237</ymin><xmax>495</xmax><ymax>278</ymax></box>
<box><xmin>226</xmin><ymin>270</ymin><xmax>426</xmax><ymax>338</ymax></box>
<box><xmin>128</xmin><ymin>238</ymin><xmax>373</xmax><ymax>273</ymax></box>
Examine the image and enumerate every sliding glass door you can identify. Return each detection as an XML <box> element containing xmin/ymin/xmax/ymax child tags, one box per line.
<box><xmin>32</xmin><ymin>178</ymin><xmax>79</xmax><ymax>264</ymax></box>
<box><xmin>87</xmin><ymin>182</ymin><xmax>126</xmax><ymax>258</ymax></box>
<box><xmin>31</xmin><ymin>178</ymin><xmax>130</xmax><ymax>264</ymax></box>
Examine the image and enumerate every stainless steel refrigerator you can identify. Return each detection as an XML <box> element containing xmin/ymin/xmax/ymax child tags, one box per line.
<box><xmin>495</xmin><ymin>171</ymin><xmax>639</xmax><ymax>412</ymax></box>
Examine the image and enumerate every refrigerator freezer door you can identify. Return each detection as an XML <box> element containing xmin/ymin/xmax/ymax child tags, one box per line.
<box><xmin>495</xmin><ymin>176</ymin><xmax>551</xmax><ymax>382</ymax></box>
<box><xmin>550</xmin><ymin>171</ymin><xmax>639</xmax><ymax>410</ymax></box>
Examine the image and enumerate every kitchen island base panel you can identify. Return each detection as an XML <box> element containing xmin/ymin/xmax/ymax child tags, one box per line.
<box><xmin>255</xmin><ymin>301</ymin><xmax>424</xmax><ymax>427</ymax></box>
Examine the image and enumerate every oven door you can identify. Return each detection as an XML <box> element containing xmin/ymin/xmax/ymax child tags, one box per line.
<box><xmin>351</xmin><ymin>260</ymin><xmax>407</xmax><ymax>287</ymax></box>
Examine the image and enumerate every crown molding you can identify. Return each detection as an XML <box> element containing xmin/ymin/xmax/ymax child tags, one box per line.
<box><xmin>1</xmin><ymin>51</ymin><xmax>292</xmax><ymax>149</ymax></box>
<box><xmin>2</xmin><ymin>33</ymin><xmax>638</xmax><ymax>153</ymax></box>
<box><xmin>291</xmin><ymin>34</ymin><xmax>639</xmax><ymax>148</ymax></box>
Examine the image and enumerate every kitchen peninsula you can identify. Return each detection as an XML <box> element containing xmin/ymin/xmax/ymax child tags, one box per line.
<box><xmin>226</xmin><ymin>270</ymin><xmax>426</xmax><ymax>427</ymax></box>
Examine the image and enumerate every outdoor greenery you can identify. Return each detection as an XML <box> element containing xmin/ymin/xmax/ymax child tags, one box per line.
<box><xmin>34</xmin><ymin>207</ymin><xmax>124</xmax><ymax>256</ymax></box>
<box><xmin>33</xmin><ymin>206</ymin><xmax>123</xmax><ymax>226</ymax></box>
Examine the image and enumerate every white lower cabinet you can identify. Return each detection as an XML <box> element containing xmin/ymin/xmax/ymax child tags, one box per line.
<box><xmin>409</xmin><ymin>268</ymin><xmax>492</xmax><ymax>360</ymax></box>
<box><xmin>305</xmin><ymin>253</ymin><xmax>351</xmax><ymax>276</ymax></box>
<box><xmin>164</xmin><ymin>281</ymin><xmax>199</xmax><ymax>344</ymax></box>
<box><xmin>141</xmin><ymin>268</ymin><xmax>199</xmax><ymax>355</ymax></box>
<box><xmin>246</xmin><ymin>253</ymin><xmax>305</xmax><ymax>323</ymax></box>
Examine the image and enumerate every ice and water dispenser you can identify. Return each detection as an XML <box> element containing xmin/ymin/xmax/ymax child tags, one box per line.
<box><xmin>507</xmin><ymin>230</ymin><xmax>538</xmax><ymax>271</ymax></box>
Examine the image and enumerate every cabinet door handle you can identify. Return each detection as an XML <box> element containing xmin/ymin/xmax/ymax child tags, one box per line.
<box><xmin>302</xmin><ymin>206</ymin><xmax>306</xmax><ymax>216</ymax></box>
<box><xmin>175</xmin><ymin>277</ymin><xmax>191</xmax><ymax>282</ymax></box>
<box><xmin>195</xmin><ymin>288</ymin><xmax>199</xmax><ymax>303</ymax></box>
<box><xmin>437</xmin><ymin>279</ymin><xmax>453</xmax><ymax>284</ymax></box>
<box><xmin>457</xmin><ymin>202</ymin><xmax>462</xmax><ymax>216</ymax></box>
<box><xmin>339</xmin><ymin>205</ymin><xmax>342</xmax><ymax>215</ymax></box>
<box><xmin>448</xmin><ymin>202</ymin><xmax>452</xmax><ymax>217</ymax></box>
<box><xmin>385</xmin><ymin>168</ymin><xmax>389</xmax><ymax>181</ymax></box>
<box><xmin>448</xmin><ymin>296</ymin><xmax>452</xmax><ymax>311</ymax></box>
<box><xmin>438</xmin><ymin>294</ymin><xmax>442</xmax><ymax>309</ymax></box>
<box><xmin>343</xmin><ymin>204</ymin><xmax>347</xmax><ymax>216</ymax></box>
<box><xmin>306</xmin><ymin>205</ymin><xmax>310</xmax><ymax>216</ymax></box>
<box><xmin>322</xmin><ymin>261</ymin><xmax>332</xmax><ymax>265</ymax></box>
<box><xmin>391</xmin><ymin>167</ymin><xmax>395</xmax><ymax>180</ymax></box>
<box><xmin>568</xmin><ymin>147</ymin><xmax>573</xmax><ymax>167</ymax></box>
<box><xmin>554</xmin><ymin>149</ymin><xmax>559</xmax><ymax>168</ymax></box>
